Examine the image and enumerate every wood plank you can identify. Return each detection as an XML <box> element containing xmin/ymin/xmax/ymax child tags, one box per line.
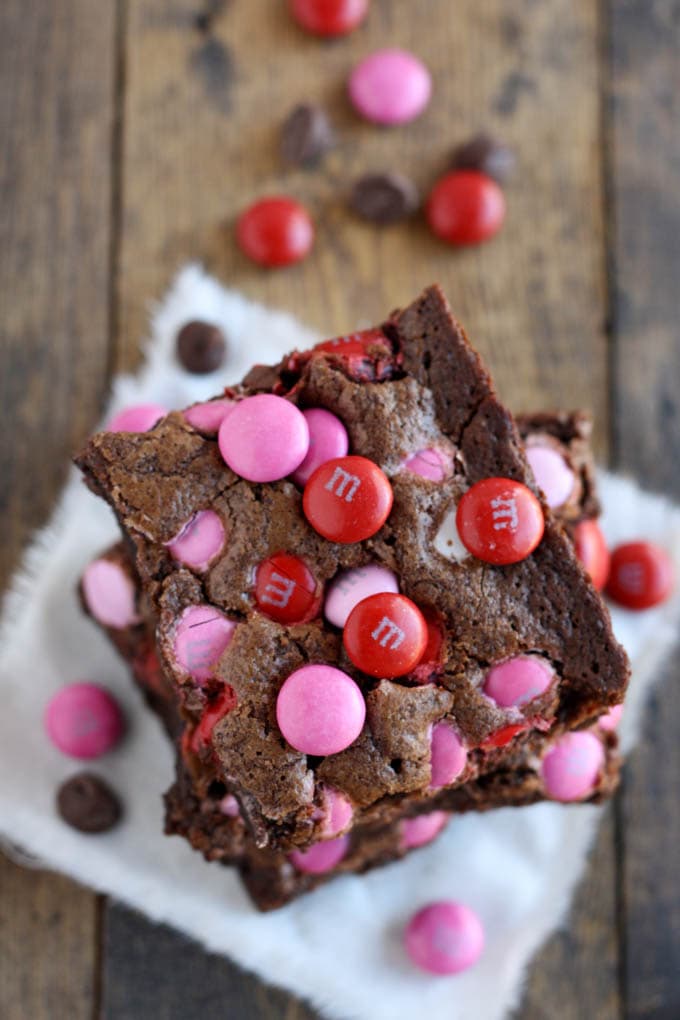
<box><xmin>106</xmin><ymin>0</ymin><xmax>619</xmax><ymax>1016</ymax></box>
<box><xmin>608</xmin><ymin>2</ymin><xmax>680</xmax><ymax>1016</ymax></box>
<box><xmin>0</xmin><ymin>0</ymin><xmax>117</xmax><ymax>1017</ymax></box>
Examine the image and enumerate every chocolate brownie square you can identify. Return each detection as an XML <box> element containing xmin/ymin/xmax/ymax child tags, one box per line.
<box><xmin>76</xmin><ymin>285</ymin><xmax>629</xmax><ymax>851</ymax></box>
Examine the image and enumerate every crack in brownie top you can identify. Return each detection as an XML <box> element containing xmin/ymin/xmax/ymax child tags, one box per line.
<box><xmin>76</xmin><ymin>284</ymin><xmax>629</xmax><ymax>849</ymax></box>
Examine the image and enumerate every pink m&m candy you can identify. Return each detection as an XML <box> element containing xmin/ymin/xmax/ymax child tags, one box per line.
<box><xmin>289</xmin><ymin>834</ymin><xmax>350</xmax><ymax>875</ymax></box>
<box><xmin>349</xmin><ymin>49</ymin><xmax>432</xmax><ymax>126</ymax></box>
<box><xmin>403</xmin><ymin>447</ymin><xmax>453</xmax><ymax>482</ymax></box>
<box><xmin>45</xmin><ymin>683</ymin><xmax>124</xmax><ymax>760</ymax></box>
<box><xmin>429</xmin><ymin>721</ymin><xmax>467</xmax><ymax>790</ymax></box>
<box><xmin>291</xmin><ymin>408</ymin><xmax>349</xmax><ymax>487</ymax></box>
<box><xmin>81</xmin><ymin>558</ymin><xmax>140</xmax><ymax>629</ymax></box>
<box><xmin>599</xmin><ymin>704</ymin><xmax>623</xmax><ymax>733</ymax></box>
<box><xmin>218</xmin><ymin>394</ymin><xmax>309</xmax><ymax>482</ymax></box>
<box><xmin>316</xmin><ymin>786</ymin><xmax>354</xmax><ymax>839</ymax></box>
<box><xmin>404</xmin><ymin>901</ymin><xmax>484</xmax><ymax>976</ymax></box>
<box><xmin>107</xmin><ymin>403</ymin><xmax>167</xmax><ymax>433</ymax></box>
<box><xmin>541</xmin><ymin>731</ymin><xmax>605</xmax><ymax>801</ymax></box>
<box><xmin>219</xmin><ymin>794</ymin><xmax>241</xmax><ymax>818</ymax></box>
<box><xmin>166</xmin><ymin>511</ymin><xmax>226</xmax><ymax>571</ymax></box>
<box><xmin>483</xmin><ymin>656</ymin><xmax>553</xmax><ymax>709</ymax></box>
<box><xmin>173</xmin><ymin>605</ymin><xmax>237</xmax><ymax>683</ymax></box>
<box><xmin>184</xmin><ymin>399</ymin><xmax>235</xmax><ymax>435</ymax></box>
<box><xmin>400</xmin><ymin>811</ymin><xmax>449</xmax><ymax>851</ymax></box>
<box><xmin>526</xmin><ymin>445</ymin><xmax>576</xmax><ymax>509</ymax></box>
<box><xmin>324</xmin><ymin>563</ymin><xmax>399</xmax><ymax>627</ymax></box>
<box><xmin>276</xmin><ymin>664</ymin><xmax>365</xmax><ymax>755</ymax></box>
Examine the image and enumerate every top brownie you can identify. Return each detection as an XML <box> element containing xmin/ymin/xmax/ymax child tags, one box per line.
<box><xmin>76</xmin><ymin>285</ymin><xmax>629</xmax><ymax>850</ymax></box>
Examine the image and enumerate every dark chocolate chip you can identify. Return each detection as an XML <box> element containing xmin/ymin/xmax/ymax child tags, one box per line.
<box><xmin>57</xmin><ymin>773</ymin><xmax>122</xmax><ymax>833</ymax></box>
<box><xmin>351</xmin><ymin>172</ymin><xmax>419</xmax><ymax>224</ymax></box>
<box><xmin>176</xmin><ymin>321</ymin><xmax>227</xmax><ymax>374</ymax></box>
<box><xmin>450</xmin><ymin>134</ymin><xmax>515</xmax><ymax>184</ymax></box>
<box><xmin>281</xmin><ymin>104</ymin><xmax>334</xmax><ymax>167</ymax></box>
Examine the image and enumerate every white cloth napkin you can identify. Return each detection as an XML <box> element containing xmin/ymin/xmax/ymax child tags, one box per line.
<box><xmin>1</xmin><ymin>265</ymin><xmax>679</xmax><ymax>1020</ymax></box>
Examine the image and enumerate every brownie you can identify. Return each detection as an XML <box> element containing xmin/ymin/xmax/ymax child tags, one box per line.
<box><xmin>76</xmin><ymin>285</ymin><xmax>629</xmax><ymax>851</ymax></box>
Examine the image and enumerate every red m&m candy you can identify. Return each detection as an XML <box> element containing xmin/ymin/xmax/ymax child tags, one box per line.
<box><xmin>303</xmin><ymin>455</ymin><xmax>393</xmax><ymax>543</ymax></box>
<box><xmin>289</xmin><ymin>0</ymin><xmax>368</xmax><ymax>36</ymax></box>
<box><xmin>606</xmin><ymin>540</ymin><xmax>674</xmax><ymax>610</ymax></box>
<box><xmin>313</xmin><ymin>328</ymin><xmax>387</xmax><ymax>358</ymax></box>
<box><xmin>427</xmin><ymin>171</ymin><xmax>505</xmax><ymax>246</ymax></box>
<box><xmin>574</xmin><ymin>519</ymin><xmax>610</xmax><ymax>591</ymax></box>
<box><xmin>191</xmin><ymin>685</ymin><xmax>237</xmax><ymax>753</ymax></box>
<box><xmin>343</xmin><ymin>592</ymin><xmax>427</xmax><ymax>677</ymax></box>
<box><xmin>237</xmin><ymin>197</ymin><xmax>314</xmax><ymax>268</ymax></box>
<box><xmin>254</xmin><ymin>553</ymin><xmax>320</xmax><ymax>624</ymax></box>
<box><xmin>456</xmin><ymin>478</ymin><xmax>544</xmax><ymax>565</ymax></box>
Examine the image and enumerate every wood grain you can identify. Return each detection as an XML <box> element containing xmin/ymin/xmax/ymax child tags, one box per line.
<box><xmin>607</xmin><ymin>2</ymin><xmax>680</xmax><ymax>1016</ymax></box>
<box><xmin>103</xmin><ymin>1</ymin><xmax>620</xmax><ymax>1017</ymax></box>
<box><xmin>0</xmin><ymin>0</ymin><xmax>117</xmax><ymax>1017</ymax></box>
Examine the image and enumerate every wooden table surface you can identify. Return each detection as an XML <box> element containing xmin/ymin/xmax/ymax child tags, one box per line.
<box><xmin>1</xmin><ymin>1</ymin><xmax>679</xmax><ymax>1017</ymax></box>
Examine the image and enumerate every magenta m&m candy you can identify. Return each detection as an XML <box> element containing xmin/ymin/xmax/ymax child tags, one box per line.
<box><xmin>45</xmin><ymin>683</ymin><xmax>125</xmax><ymax>760</ymax></box>
<box><xmin>316</xmin><ymin>786</ymin><xmax>354</xmax><ymax>838</ymax></box>
<box><xmin>429</xmin><ymin>721</ymin><xmax>467</xmax><ymax>789</ymax></box>
<box><xmin>400</xmin><ymin>811</ymin><xmax>449</xmax><ymax>851</ymax></box>
<box><xmin>218</xmin><ymin>394</ymin><xmax>309</xmax><ymax>483</ymax></box>
<box><xmin>456</xmin><ymin>478</ymin><xmax>544</xmax><ymax>565</ymax></box>
<box><xmin>324</xmin><ymin>563</ymin><xmax>399</xmax><ymax>628</ymax></box>
<box><xmin>541</xmin><ymin>731</ymin><xmax>605</xmax><ymax>801</ymax></box>
<box><xmin>525</xmin><ymin>445</ymin><xmax>576</xmax><ymax>509</ymax></box>
<box><xmin>404</xmin><ymin>901</ymin><xmax>485</xmax><ymax>976</ymax></box>
<box><xmin>81</xmin><ymin>558</ymin><xmax>140</xmax><ymax>629</ymax></box>
<box><xmin>599</xmin><ymin>704</ymin><xmax>623</xmax><ymax>733</ymax></box>
<box><xmin>483</xmin><ymin>656</ymin><xmax>554</xmax><ymax>709</ymax></box>
<box><xmin>289</xmin><ymin>834</ymin><xmax>350</xmax><ymax>874</ymax></box>
<box><xmin>276</xmin><ymin>664</ymin><xmax>365</xmax><ymax>755</ymax></box>
<box><xmin>184</xmin><ymin>399</ymin><xmax>235</xmax><ymax>435</ymax></box>
<box><xmin>403</xmin><ymin>447</ymin><xmax>453</xmax><ymax>483</ymax></box>
<box><xmin>291</xmin><ymin>408</ymin><xmax>349</xmax><ymax>487</ymax></box>
<box><xmin>348</xmin><ymin>49</ymin><xmax>432</xmax><ymax>126</ymax></box>
<box><xmin>173</xmin><ymin>605</ymin><xmax>237</xmax><ymax>684</ymax></box>
<box><xmin>107</xmin><ymin>403</ymin><xmax>167</xmax><ymax>433</ymax></box>
<box><xmin>303</xmin><ymin>455</ymin><xmax>393</xmax><ymax>543</ymax></box>
<box><xmin>166</xmin><ymin>511</ymin><xmax>226</xmax><ymax>571</ymax></box>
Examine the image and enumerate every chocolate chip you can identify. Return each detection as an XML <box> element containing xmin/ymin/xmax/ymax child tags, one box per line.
<box><xmin>57</xmin><ymin>773</ymin><xmax>122</xmax><ymax>833</ymax></box>
<box><xmin>351</xmin><ymin>172</ymin><xmax>420</xmax><ymax>225</ymax></box>
<box><xmin>281</xmin><ymin>104</ymin><xmax>334</xmax><ymax>167</ymax></box>
<box><xmin>450</xmin><ymin>134</ymin><xmax>515</xmax><ymax>184</ymax></box>
<box><xmin>176</xmin><ymin>321</ymin><xmax>227</xmax><ymax>374</ymax></box>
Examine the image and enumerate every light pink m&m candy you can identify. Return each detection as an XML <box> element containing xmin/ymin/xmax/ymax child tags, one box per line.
<box><xmin>317</xmin><ymin>786</ymin><xmax>354</xmax><ymax>838</ymax></box>
<box><xmin>483</xmin><ymin>656</ymin><xmax>553</xmax><ymax>709</ymax></box>
<box><xmin>166</xmin><ymin>511</ymin><xmax>226</xmax><ymax>570</ymax></box>
<box><xmin>218</xmin><ymin>394</ymin><xmax>309</xmax><ymax>483</ymax></box>
<box><xmin>400</xmin><ymin>811</ymin><xmax>449</xmax><ymax>851</ymax></box>
<box><xmin>107</xmin><ymin>403</ymin><xmax>167</xmax><ymax>433</ymax></box>
<box><xmin>219</xmin><ymin>794</ymin><xmax>241</xmax><ymax>818</ymax></box>
<box><xmin>403</xmin><ymin>447</ymin><xmax>453</xmax><ymax>482</ymax></box>
<box><xmin>173</xmin><ymin>605</ymin><xmax>237</xmax><ymax>683</ymax></box>
<box><xmin>541</xmin><ymin>731</ymin><xmax>605</xmax><ymax>801</ymax></box>
<box><xmin>429</xmin><ymin>721</ymin><xmax>467</xmax><ymax>790</ymax></box>
<box><xmin>599</xmin><ymin>704</ymin><xmax>623</xmax><ymax>732</ymax></box>
<box><xmin>45</xmin><ymin>683</ymin><xmax>124</xmax><ymax>760</ymax></box>
<box><xmin>289</xmin><ymin>834</ymin><xmax>350</xmax><ymax>875</ymax></box>
<box><xmin>404</xmin><ymin>901</ymin><xmax>484</xmax><ymax>976</ymax></box>
<box><xmin>276</xmin><ymin>664</ymin><xmax>365</xmax><ymax>755</ymax></box>
<box><xmin>324</xmin><ymin>563</ymin><xmax>399</xmax><ymax>628</ymax></box>
<box><xmin>184</xmin><ymin>399</ymin><xmax>235</xmax><ymax>435</ymax></box>
<box><xmin>291</xmin><ymin>408</ymin><xmax>349</xmax><ymax>487</ymax></box>
<box><xmin>82</xmin><ymin>558</ymin><xmax>140</xmax><ymax>629</ymax></box>
<box><xmin>526</xmin><ymin>445</ymin><xmax>576</xmax><ymax>509</ymax></box>
<box><xmin>349</xmin><ymin>48</ymin><xmax>432</xmax><ymax>125</ymax></box>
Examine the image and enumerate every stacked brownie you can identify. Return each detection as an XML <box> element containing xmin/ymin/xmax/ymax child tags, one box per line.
<box><xmin>77</xmin><ymin>285</ymin><xmax>628</xmax><ymax>909</ymax></box>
